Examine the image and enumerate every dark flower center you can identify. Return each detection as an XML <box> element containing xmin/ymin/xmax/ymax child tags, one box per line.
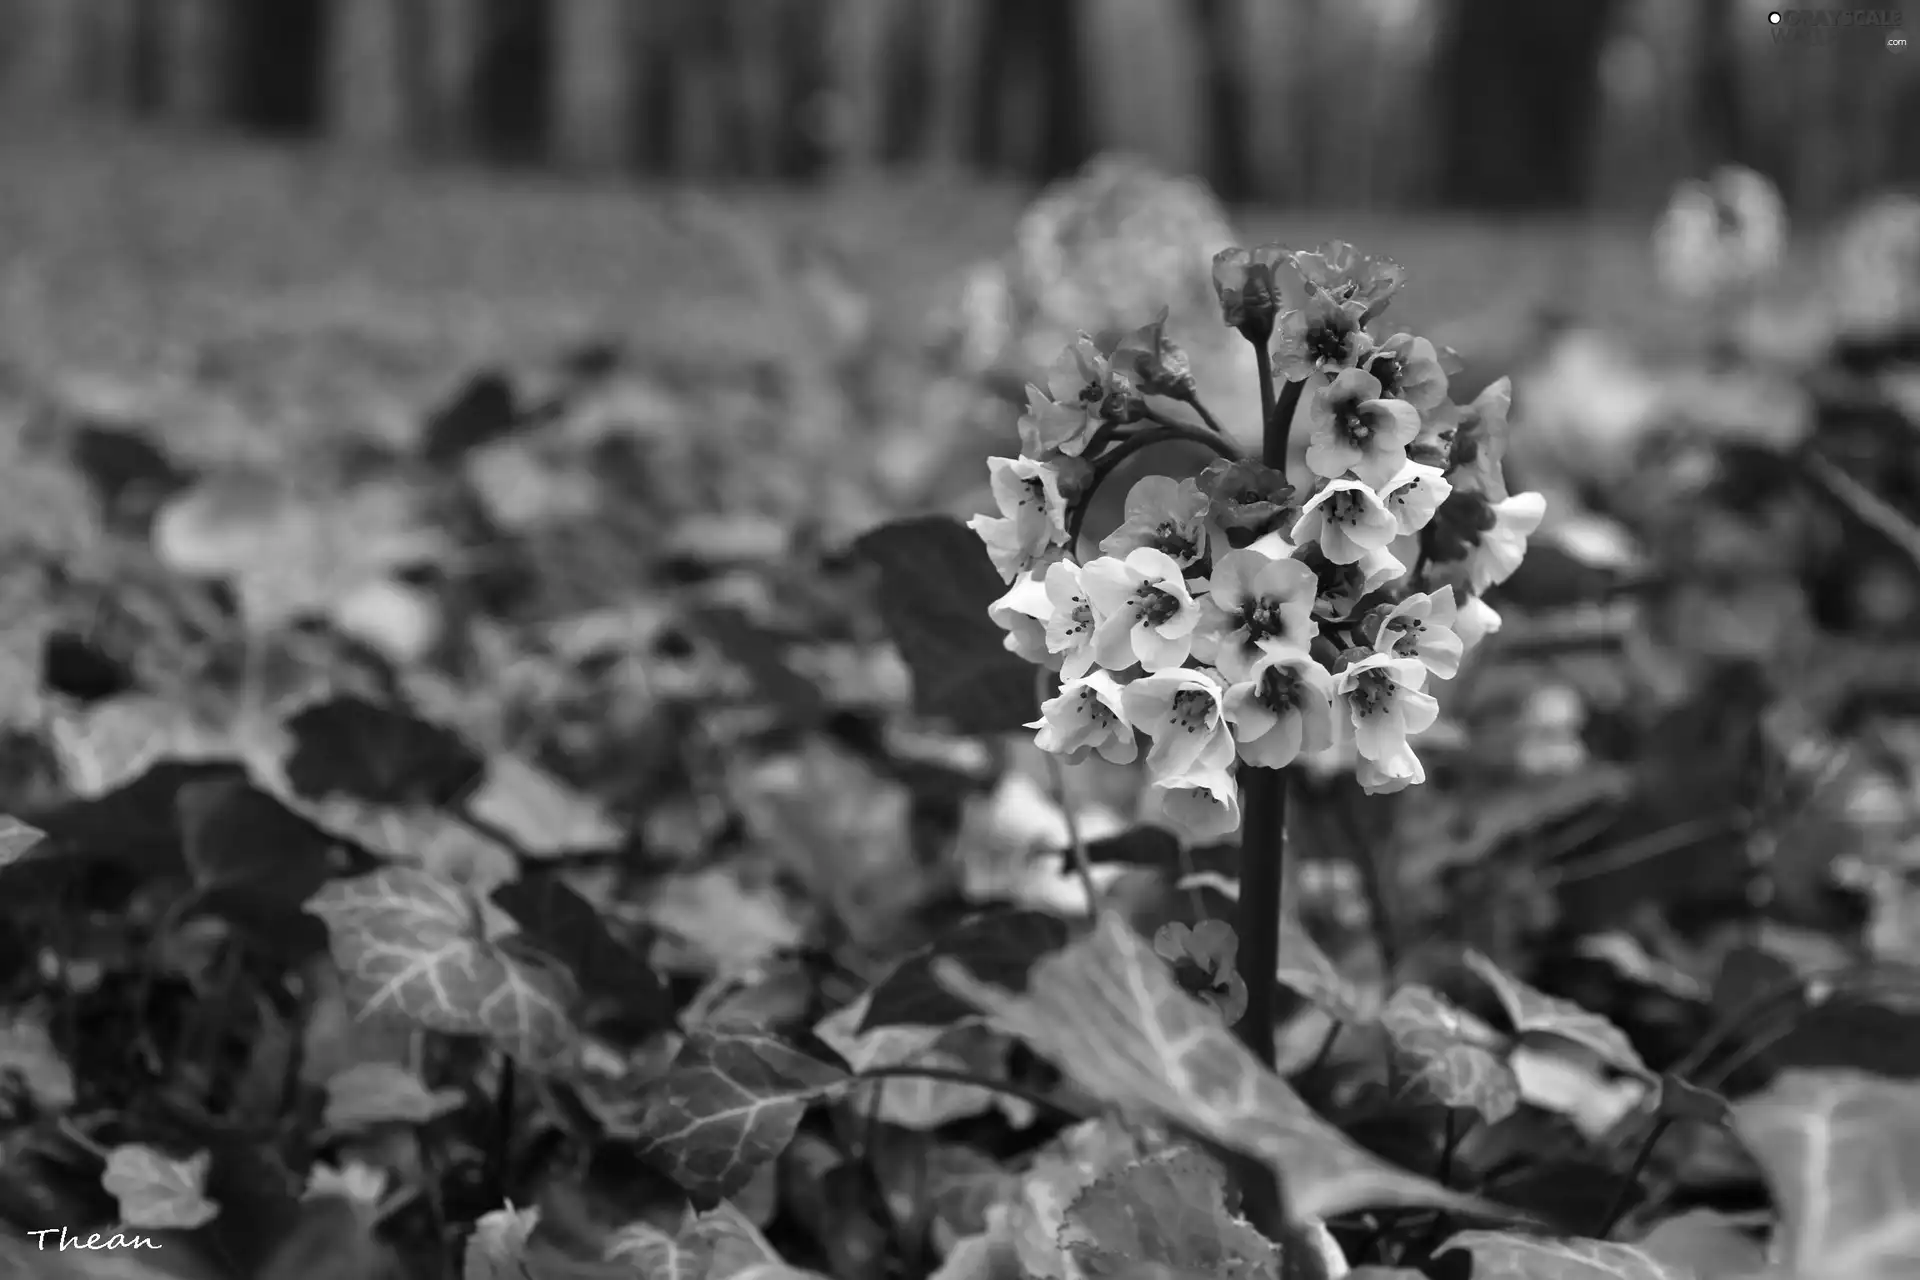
<box><xmin>1136</xmin><ymin>584</ymin><xmax>1181</xmax><ymax>627</ymax></box>
<box><xmin>1074</xmin><ymin>684</ymin><xmax>1116</xmax><ymax>727</ymax></box>
<box><xmin>1020</xmin><ymin>476</ymin><xmax>1048</xmax><ymax>509</ymax></box>
<box><xmin>1348</xmin><ymin>668</ymin><xmax>1397</xmax><ymax>718</ymax></box>
<box><xmin>1237</xmin><ymin>597</ymin><xmax>1293</xmax><ymax>646</ymax></box>
<box><xmin>1255</xmin><ymin>665</ymin><xmax>1303</xmax><ymax>715</ymax></box>
<box><xmin>1368</xmin><ymin>352</ymin><xmax>1406</xmax><ymax>397</ymax></box>
<box><xmin>1384</xmin><ymin>616</ymin><xmax>1426</xmax><ymax>656</ymax></box>
<box><xmin>1078</xmin><ymin>381</ymin><xmax>1103</xmax><ymax>405</ymax></box>
<box><xmin>1168</xmin><ymin>689</ymin><xmax>1215</xmax><ymax>733</ymax></box>
<box><xmin>1150</xmin><ymin>520</ymin><xmax>1202</xmax><ymax>562</ymax></box>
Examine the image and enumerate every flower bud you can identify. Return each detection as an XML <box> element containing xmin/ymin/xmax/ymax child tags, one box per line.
<box><xmin>1211</xmin><ymin>244</ymin><xmax>1289</xmax><ymax>343</ymax></box>
<box><xmin>1113</xmin><ymin>307</ymin><xmax>1196</xmax><ymax>399</ymax></box>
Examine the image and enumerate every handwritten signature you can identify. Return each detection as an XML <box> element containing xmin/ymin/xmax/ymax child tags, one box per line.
<box><xmin>26</xmin><ymin>1228</ymin><xmax>162</xmax><ymax>1251</ymax></box>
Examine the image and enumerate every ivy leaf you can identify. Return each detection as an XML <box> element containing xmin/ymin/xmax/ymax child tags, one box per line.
<box><xmin>101</xmin><ymin>1144</ymin><xmax>221</xmax><ymax>1230</ymax></box>
<box><xmin>850</xmin><ymin>516</ymin><xmax>1038</xmax><ymax>734</ymax></box>
<box><xmin>1276</xmin><ymin>915</ymin><xmax>1381</xmax><ymax>1024</ymax></box>
<box><xmin>935</xmin><ymin>913</ymin><xmax>1493</xmax><ymax>1222</ymax></box>
<box><xmin>465</xmin><ymin>750</ymin><xmax>624</xmax><ymax>856</ymax></box>
<box><xmin>1380</xmin><ymin>985</ymin><xmax>1522</xmax><ymax>1124</ymax></box>
<box><xmin>0</xmin><ymin>813</ymin><xmax>47</xmax><ymax>869</ymax></box>
<box><xmin>862</xmin><ymin>907</ymin><xmax>1073</xmax><ymax>1032</ymax></box>
<box><xmin>303</xmin><ymin>867</ymin><xmax>579</xmax><ymax>1070</ymax></box>
<box><xmin>606</xmin><ymin>1221</ymin><xmax>713</xmax><ymax>1280</ymax></box>
<box><xmin>633</xmin><ymin>1027</ymin><xmax>850</xmax><ymax>1202</ymax></box>
<box><xmin>1463</xmin><ymin>951</ymin><xmax>1652</xmax><ymax>1078</ymax></box>
<box><xmin>1060</xmin><ymin>1148</ymin><xmax>1281</xmax><ymax>1279</ymax></box>
<box><xmin>321</xmin><ymin>1062</ymin><xmax>465</xmax><ymax>1132</ymax></box>
<box><xmin>1732</xmin><ymin>1069</ymin><xmax>1920</xmax><ymax>1280</ymax></box>
<box><xmin>463</xmin><ymin>1201</ymin><xmax>541</xmax><ymax>1280</ymax></box>
<box><xmin>1633</xmin><ymin>1210</ymin><xmax>1767</xmax><ymax>1276</ymax></box>
<box><xmin>492</xmin><ymin>868</ymin><xmax>674</xmax><ymax>1034</ymax></box>
<box><xmin>1438</xmin><ymin>1231</ymin><xmax>1697</xmax><ymax>1279</ymax></box>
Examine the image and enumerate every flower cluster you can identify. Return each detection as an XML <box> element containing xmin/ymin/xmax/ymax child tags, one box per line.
<box><xmin>972</xmin><ymin>241</ymin><xmax>1545</xmax><ymax>842</ymax></box>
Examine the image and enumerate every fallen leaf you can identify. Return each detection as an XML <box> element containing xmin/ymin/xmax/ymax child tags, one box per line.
<box><xmin>1463</xmin><ymin>952</ymin><xmax>1652</xmax><ymax>1078</ymax></box>
<box><xmin>935</xmin><ymin>913</ymin><xmax>1493</xmax><ymax>1222</ymax></box>
<box><xmin>1379</xmin><ymin>985</ymin><xmax>1522</xmax><ymax>1124</ymax></box>
<box><xmin>1732</xmin><ymin>1069</ymin><xmax>1920</xmax><ymax>1280</ymax></box>
<box><xmin>1059</xmin><ymin>1148</ymin><xmax>1280</xmax><ymax>1279</ymax></box>
<box><xmin>815</xmin><ymin>994</ymin><xmax>1034</xmax><ymax>1130</ymax></box>
<box><xmin>466</xmin><ymin>751</ymin><xmax>624</xmax><ymax>856</ymax></box>
<box><xmin>1439</xmin><ymin>1231</ymin><xmax>1697</xmax><ymax>1279</ymax></box>
<box><xmin>304</xmin><ymin>867</ymin><xmax>578</xmax><ymax>1070</ymax></box>
<box><xmin>633</xmin><ymin>1027</ymin><xmax>850</xmax><ymax>1202</ymax></box>
<box><xmin>101</xmin><ymin>1144</ymin><xmax>221</xmax><ymax>1231</ymax></box>
<box><xmin>0</xmin><ymin>1005</ymin><xmax>74</xmax><ymax>1112</ymax></box>
<box><xmin>1633</xmin><ymin>1210</ymin><xmax>1766</xmax><ymax>1276</ymax></box>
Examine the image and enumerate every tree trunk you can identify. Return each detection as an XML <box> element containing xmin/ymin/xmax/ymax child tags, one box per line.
<box><xmin>1191</xmin><ymin>0</ymin><xmax>1249</xmax><ymax>200</ymax></box>
<box><xmin>471</xmin><ymin>0</ymin><xmax>549</xmax><ymax>164</ymax></box>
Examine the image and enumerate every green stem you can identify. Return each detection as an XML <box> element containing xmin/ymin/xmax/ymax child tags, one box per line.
<box><xmin>1183</xmin><ymin>392</ymin><xmax>1229</xmax><ymax>436</ymax></box>
<box><xmin>1065</xmin><ymin>423</ymin><xmax>1244</xmax><ymax>549</ymax></box>
<box><xmin>1595</xmin><ymin>1116</ymin><xmax>1671</xmax><ymax>1239</ymax></box>
<box><xmin>1036</xmin><ymin>668</ymin><xmax>1101</xmax><ymax>912</ymax></box>
<box><xmin>1231</xmin><ymin>342</ymin><xmax>1298</xmax><ymax>1243</ymax></box>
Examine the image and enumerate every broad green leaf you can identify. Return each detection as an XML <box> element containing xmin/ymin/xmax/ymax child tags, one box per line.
<box><xmin>465</xmin><ymin>750</ymin><xmax>624</xmax><ymax>856</ymax></box>
<box><xmin>850</xmin><ymin>516</ymin><xmax>1039</xmax><ymax>734</ymax></box>
<box><xmin>1633</xmin><ymin>1210</ymin><xmax>1767</xmax><ymax>1276</ymax></box>
<box><xmin>633</xmin><ymin>1027</ymin><xmax>850</xmax><ymax>1202</ymax></box>
<box><xmin>321</xmin><ymin>1062</ymin><xmax>464</xmax><ymax>1132</ymax></box>
<box><xmin>1380</xmin><ymin>985</ymin><xmax>1521</xmax><ymax>1124</ymax></box>
<box><xmin>607</xmin><ymin>1221</ymin><xmax>713</xmax><ymax>1280</ymax></box>
<box><xmin>935</xmin><ymin>913</ymin><xmax>1494</xmax><ymax>1223</ymax></box>
<box><xmin>816</xmin><ymin>993</ymin><xmax>1035</xmax><ymax>1129</ymax></box>
<box><xmin>1439</xmin><ymin>1231</ymin><xmax>1697</xmax><ymax>1279</ymax></box>
<box><xmin>278</xmin><ymin>792</ymin><xmax>520</xmax><ymax>892</ymax></box>
<box><xmin>862</xmin><ymin>908</ymin><xmax>1073</xmax><ymax>1032</ymax></box>
<box><xmin>1732</xmin><ymin>1069</ymin><xmax>1920</xmax><ymax>1280</ymax></box>
<box><xmin>0</xmin><ymin>814</ymin><xmax>47</xmax><ymax>869</ymax></box>
<box><xmin>1463</xmin><ymin>951</ymin><xmax>1651</xmax><ymax>1078</ymax></box>
<box><xmin>1276</xmin><ymin>916</ymin><xmax>1381</xmax><ymax>1025</ymax></box>
<box><xmin>101</xmin><ymin>1144</ymin><xmax>221</xmax><ymax>1230</ymax></box>
<box><xmin>304</xmin><ymin>867</ymin><xmax>578</xmax><ymax>1070</ymax></box>
<box><xmin>1060</xmin><ymin>1148</ymin><xmax>1280</xmax><ymax>1279</ymax></box>
<box><xmin>47</xmin><ymin>697</ymin><xmax>256</xmax><ymax>799</ymax></box>
<box><xmin>463</xmin><ymin>1201</ymin><xmax>540</xmax><ymax>1280</ymax></box>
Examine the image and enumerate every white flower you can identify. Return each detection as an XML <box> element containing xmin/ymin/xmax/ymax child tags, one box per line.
<box><xmin>1356</xmin><ymin>744</ymin><xmax>1425</xmax><ymax>794</ymax></box>
<box><xmin>1029</xmin><ymin>671</ymin><xmax>1137</xmax><ymax>765</ymax></box>
<box><xmin>1311</xmin><ymin>543</ymin><xmax>1408</xmax><ymax>620</ymax></box>
<box><xmin>1465</xmin><ymin>491</ymin><xmax>1547</xmax><ymax>594</ymax></box>
<box><xmin>1193</xmin><ymin>550</ymin><xmax>1318</xmax><ymax>681</ymax></box>
<box><xmin>1042</xmin><ymin>559</ymin><xmax>1101</xmax><ymax>679</ymax></box>
<box><xmin>1333</xmin><ymin>653</ymin><xmax>1439</xmax><ymax>764</ymax></box>
<box><xmin>1372</xmin><ymin>586</ymin><xmax>1463</xmax><ymax>680</ymax></box>
<box><xmin>1380</xmin><ymin>460</ymin><xmax>1451</xmax><ymax>536</ymax></box>
<box><xmin>1145</xmin><ymin>768</ymin><xmax>1241</xmax><ymax>843</ymax></box>
<box><xmin>1120</xmin><ymin>668</ymin><xmax>1236</xmax><ymax>779</ymax></box>
<box><xmin>1455</xmin><ymin>593</ymin><xmax>1503</xmax><ymax>652</ymax></box>
<box><xmin>988</xmin><ymin>571</ymin><xmax>1056</xmax><ymax>668</ymax></box>
<box><xmin>968</xmin><ymin>456</ymin><xmax>1070</xmax><ymax>583</ymax></box>
<box><xmin>1080</xmin><ymin>548</ymin><xmax>1203</xmax><ymax>673</ymax></box>
<box><xmin>1018</xmin><ymin>335</ymin><xmax>1126</xmax><ymax>458</ymax></box>
<box><xmin>1304</xmin><ymin>367</ymin><xmax>1423</xmax><ymax>489</ymax></box>
<box><xmin>1224</xmin><ymin>652</ymin><xmax>1337</xmax><ymax>769</ymax></box>
<box><xmin>1099</xmin><ymin>475</ymin><xmax>1210</xmax><ymax>569</ymax></box>
<box><xmin>1292</xmin><ymin>479</ymin><xmax>1400</xmax><ymax>565</ymax></box>
<box><xmin>1652</xmin><ymin>166</ymin><xmax>1786</xmax><ymax>302</ymax></box>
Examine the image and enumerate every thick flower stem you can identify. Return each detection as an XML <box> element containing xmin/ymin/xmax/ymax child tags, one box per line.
<box><xmin>1230</xmin><ymin>344</ymin><xmax>1305</xmax><ymax>1242</ymax></box>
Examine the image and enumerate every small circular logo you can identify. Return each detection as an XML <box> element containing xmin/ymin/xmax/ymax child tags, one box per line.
<box><xmin>1769</xmin><ymin>10</ymin><xmax>1782</xmax><ymax>22</ymax></box>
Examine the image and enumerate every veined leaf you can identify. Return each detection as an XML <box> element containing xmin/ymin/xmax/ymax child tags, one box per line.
<box><xmin>935</xmin><ymin>913</ymin><xmax>1494</xmax><ymax>1223</ymax></box>
<box><xmin>1276</xmin><ymin>916</ymin><xmax>1381</xmax><ymax>1025</ymax></box>
<box><xmin>633</xmin><ymin>1028</ymin><xmax>850</xmax><ymax>1202</ymax></box>
<box><xmin>1732</xmin><ymin>1069</ymin><xmax>1920</xmax><ymax>1280</ymax></box>
<box><xmin>1463</xmin><ymin>951</ymin><xmax>1651</xmax><ymax>1078</ymax></box>
<box><xmin>1439</xmin><ymin>1231</ymin><xmax>1699</xmax><ymax>1280</ymax></box>
<box><xmin>862</xmin><ymin>907</ymin><xmax>1073</xmax><ymax>1032</ymax></box>
<box><xmin>304</xmin><ymin>867</ymin><xmax>578</xmax><ymax>1070</ymax></box>
<box><xmin>1380</xmin><ymin>985</ymin><xmax>1521</xmax><ymax>1124</ymax></box>
<box><xmin>1060</xmin><ymin>1148</ymin><xmax>1280</xmax><ymax>1279</ymax></box>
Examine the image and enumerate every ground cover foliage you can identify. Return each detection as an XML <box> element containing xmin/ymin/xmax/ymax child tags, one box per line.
<box><xmin>0</xmin><ymin>140</ymin><xmax>1919</xmax><ymax>1280</ymax></box>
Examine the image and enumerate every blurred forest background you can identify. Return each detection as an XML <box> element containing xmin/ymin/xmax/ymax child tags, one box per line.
<box><xmin>0</xmin><ymin>0</ymin><xmax>1914</xmax><ymax>218</ymax></box>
